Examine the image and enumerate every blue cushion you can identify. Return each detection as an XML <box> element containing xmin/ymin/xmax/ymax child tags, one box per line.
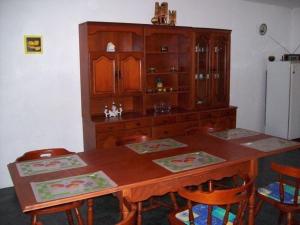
<box><xmin>258</xmin><ymin>182</ymin><xmax>300</xmax><ymax>204</ymax></box>
<box><xmin>175</xmin><ymin>204</ymin><xmax>236</xmax><ymax>225</ymax></box>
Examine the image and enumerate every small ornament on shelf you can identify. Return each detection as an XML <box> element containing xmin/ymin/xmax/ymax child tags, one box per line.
<box><xmin>148</xmin><ymin>67</ymin><xmax>156</xmax><ymax>73</ymax></box>
<box><xmin>170</xmin><ymin>66</ymin><xmax>177</xmax><ymax>72</ymax></box>
<box><xmin>104</xmin><ymin>105</ymin><xmax>109</xmax><ymax>118</ymax></box>
<box><xmin>118</xmin><ymin>104</ymin><xmax>123</xmax><ymax>116</ymax></box>
<box><xmin>160</xmin><ymin>46</ymin><xmax>168</xmax><ymax>52</ymax></box>
<box><xmin>104</xmin><ymin>102</ymin><xmax>123</xmax><ymax>118</ymax></box>
<box><xmin>156</xmin><ymin>78</ymin><xmax>163</xmax><ymax>92</ymax></box>
<box><xmin>106</xmin><ymin>42</ymin><xmax>116</xmax><ymax>52</ymax></box>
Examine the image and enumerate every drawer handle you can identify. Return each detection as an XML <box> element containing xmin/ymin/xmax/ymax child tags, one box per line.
<box><xmin>135</xmin><ymin>122</ymin><xmax>141</xmax><ymax>126</ymax></box>
<box><xmin>163</xmin><ymin>131</ymin><xmax>169</xmax><ymax>134</ymax></box>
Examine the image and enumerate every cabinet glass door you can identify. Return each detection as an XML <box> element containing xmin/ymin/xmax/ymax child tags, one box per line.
<box><xmin>195</xmin><ymin>35</ymin><xmax>210</xmax><ymax>107</ymax></box>
<box><xmin>210</xmin><ymin>35</ymin><xmax>229</xmax><ymax>107</ymax></box>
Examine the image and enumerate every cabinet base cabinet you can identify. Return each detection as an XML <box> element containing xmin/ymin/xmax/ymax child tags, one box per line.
<box><xmin>84</xmin><ymin>107</ymin><xmax>237</xmax><ymax>150</ymax></box>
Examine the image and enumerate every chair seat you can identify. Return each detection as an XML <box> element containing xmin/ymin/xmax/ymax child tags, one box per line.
<box><xmin>258</xmin><ymin>182</ymin><xmax>300</xmax><ymax>205</ymax></box>
<box><xmin>175</xmin><ymin>204</ymin><xmax>236</xmax><ymax>225</ymax></box>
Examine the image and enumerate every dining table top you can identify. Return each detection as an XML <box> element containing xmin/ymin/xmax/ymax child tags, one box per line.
<box><xmin>7</xmin><ymin>131</ymin><xmax>300</xmax><ymax>213</ymax></box>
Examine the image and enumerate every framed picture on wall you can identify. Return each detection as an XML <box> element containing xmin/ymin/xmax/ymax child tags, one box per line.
<box><xmin>24</xmin><ymin>35</ymin><xmax>43</xmax><ymax>54</ymax></box>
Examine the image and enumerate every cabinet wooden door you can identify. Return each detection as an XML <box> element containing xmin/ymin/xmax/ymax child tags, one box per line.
<box><xmin>90</xmin><ymin>52</ymin><xmax>143</xmax><ymax>97</ymax></box>
<box><xmin>195</xmin><ymin>33</ymin><xmax>210</xmax><ymax>107</ymax></box>
<box><xmin>118</xmin><ymin>52</ymin><xmax>143</xmax><ymax>95</ymax></box>
<box><xmin>210</xmin><ymin>33</ymin><xmax>230</xmax><ymax>107</ymax></box>
<box><xmin>90</xmin><ymin>52</ymin><xmax>117</xmax><ymax>97</ymax></box>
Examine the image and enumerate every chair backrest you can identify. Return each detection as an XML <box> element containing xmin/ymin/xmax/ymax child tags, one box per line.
<box><xmin>271</xmin><ymin>162</ymin><xmax>300</xmax><ymax>205</ymax></box>
<box><xmin>177</xmin><ymin>175</ymin><xmax>254</xmax><ymax>225</ymax></box>
<box><xmin>16</xmin><ymin>148</ymin><xmax>73</xmax><ymax>162</ymax></box>
<box><xmin>116</xmin><ymin>198</ymin><xmax>137</xmax><ymax>225</ymax></box>
<box><xmin>116</xmin><ymin>135</ymin><xmax>151</xmax><ymax>146</ymax></box>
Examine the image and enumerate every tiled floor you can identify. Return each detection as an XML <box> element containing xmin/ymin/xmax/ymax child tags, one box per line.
<box><xmin>1</xmin><ymin>149</ymin><xmax>299</xmax><ymax>225</ymax></box>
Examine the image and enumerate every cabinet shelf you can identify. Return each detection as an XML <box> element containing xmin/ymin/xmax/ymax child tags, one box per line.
<box><xmin>146</xmin><ymin>71</ymin><xmax>188</xmax><ymax>76</ymax></box>
<box><xmin>90</xmin><ymin>50</ymin><xmax>144</xmax><ymax>54</ymax></box>
<box><xmin>146</xmin><ymin>51</ymin><xmax>189</xmax><ymax>55</ymax></box>
<box><xmin>145</xmin><ymin>90</ymin><xmax>190</xmax><ymax>96</ymax></box>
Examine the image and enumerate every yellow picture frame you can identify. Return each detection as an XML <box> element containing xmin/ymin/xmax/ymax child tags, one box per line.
<box><xmin>24</xmin><ymin>35</ymin><xmax>43</xmax><ymax>54</ymax></box>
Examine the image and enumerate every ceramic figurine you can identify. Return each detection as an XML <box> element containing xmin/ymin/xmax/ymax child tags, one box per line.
<box><xmin>104</xmin><ymin>105</ymin><xmax>109</xmax><ymax>118</ymax></box>
<box><xmin>117</xmin><ymin>104</ymin><xmax>123</xmax><ymax>117</ymax></box>
<box><xmin>108</xmin><ymin>102</ymin><xmax>117</xmax><ymax>117</ymax></box>
<box><xmin>105</xmin><ymin>102</ymin><xmax>122</xmax><ymax>118</ymax></box>
<box><xmin>106</xmin><ymin>42</ymin><xmax>116</xmax><ymax>52</ymax></box>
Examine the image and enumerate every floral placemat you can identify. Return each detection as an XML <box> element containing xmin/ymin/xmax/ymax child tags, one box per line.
<box><xmin>31</xmin><ymin>171</ymin><xmax>117</xmax><ymax>202</ymax></box>
<box><xmin>241</xmin><ymin>137</ymin><xmax>299</xmax><ymax>152</ymax></box>
<box><xmin>126</xmin><ymin>138</ymin><xmax>187</xmax><ymax>154</ymax></box>
<box><xmin>153</xmin><ymin>151</ymin><xmax>225</xmax><ymax>173</ymax></box>
<box><xmin>17</xmin><ymin>155</ymin><xmax>87</xmax><ymax>177</ymax></box>
<box><xmin>209</xmin><ymin>128</ymin><xmax>260</xmax><ymax>140</ymax></box>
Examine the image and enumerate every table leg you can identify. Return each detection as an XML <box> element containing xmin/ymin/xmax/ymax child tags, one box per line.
<box><xmin>248</xmin><ymin>159</ymin><xmax>258</xmax><ymax>225</ymax></box>
<box><xmin>120</xmin><ymin>190</ymin><xmax>130</xmax><ymax>219</ymax></box>
<box><xmin>248</xmin><ymin>184</ymin><xmax>256</xmax><ymax>225</ymax></box>
<box><xmin>87</xmin><ymin>199</ymin><xmax>94</xmax><ymax>225</ymax></box>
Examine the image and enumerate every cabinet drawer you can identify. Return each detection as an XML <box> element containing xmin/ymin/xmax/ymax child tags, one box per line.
<box><xmin>124</xmin><ymin>118</ymin><xmax>152</xmax><ymax>129</ymax></box>
<box><xmin>199</xmin><ymin>112</ymin><xmax>212</xmax><ymax>119</ymax></box>
<box><xmin>97</xmin><ymin>127</ymin><xmax>152</xmax><ymax>141</ymax></box>
<box><xmin>152</xmin><ymin>122</ymin><xmax>194</xmax><ymax>138</ymax></box>
<box><xmin>122</xmin><ymin>127</ymin><xmax>152</xmax><ymax>137</ymax></box>
<box><xmin>177</xmin><ymin>113</ymin><xmax>199</xmax><ymax>122</ymax></box>
<box><xmin>96</xmin><ymin>122</ymin><xmax>125</xmax><ymax>132</ymax></box>
<box><xmin>152</xmin><ymin>115</ymin><xmax>177</xmax><ymax>126</ymax></box>
<box><xmin>152</xmin><ymin>125</ymin><xmax>182</xmax><ymax>138</ymax></box>
<box><xmin>211</xmin><ymin>108</ymin><xmax>236</xmax><ymax>118</ymax></box>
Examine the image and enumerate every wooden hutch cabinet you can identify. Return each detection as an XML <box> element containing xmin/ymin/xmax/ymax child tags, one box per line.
<box><xmin>79</xmin><ymin>22</ymin><xmax>236</xmax><ymax>150</ymax></box>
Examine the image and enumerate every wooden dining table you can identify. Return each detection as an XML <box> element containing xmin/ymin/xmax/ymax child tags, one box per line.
<box><xmin>7</xmin><ymin>132</ymin><xmax>300</xmax><ymax>225</ymax></box>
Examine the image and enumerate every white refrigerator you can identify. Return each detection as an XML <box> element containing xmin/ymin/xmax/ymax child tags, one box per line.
<box><xmin>265</xmin><ymin>61</ymin><xmax>300</xmax><ymax>140</ymax></box>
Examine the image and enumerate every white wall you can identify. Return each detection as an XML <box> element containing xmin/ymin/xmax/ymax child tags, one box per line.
<box><xmin>291</xmin><ymin>8</ymin><xmax>300</xmax><ymax>53</ymax></box>
<box><xmin>0</xmin><ymin>0</ymin><xmax>295</xmax><ymax>188</ymax></box>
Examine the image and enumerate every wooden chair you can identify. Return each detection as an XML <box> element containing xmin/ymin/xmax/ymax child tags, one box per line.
<box><xmin>116</xmin><ymin>135</ymin><xmax>179</xmax><ymax>225</ymax></box>
<box><xmin>16</xmin><ymin>148</ymin><xmax>85</xmax><ymax>225</ymax></box>
<box><xmin>116</xmin><ymin>198</ymin><xmax>137</xmax><ymax>225</ymax></box>
<box><xmin>168</xmin><ymin>175</ymin><xmax>254</xmax><ymax>225</ymax></box>
<box><xmin>255</xmin><ymin>163</ymin><xmax>300</xmax><ymax>225</ymax></box>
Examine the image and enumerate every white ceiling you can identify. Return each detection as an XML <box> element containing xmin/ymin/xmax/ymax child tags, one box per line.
<box><xmin>242</xmin><ymin>0</ymin><xmax>300</xmax><ymax>8</ymax></box>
